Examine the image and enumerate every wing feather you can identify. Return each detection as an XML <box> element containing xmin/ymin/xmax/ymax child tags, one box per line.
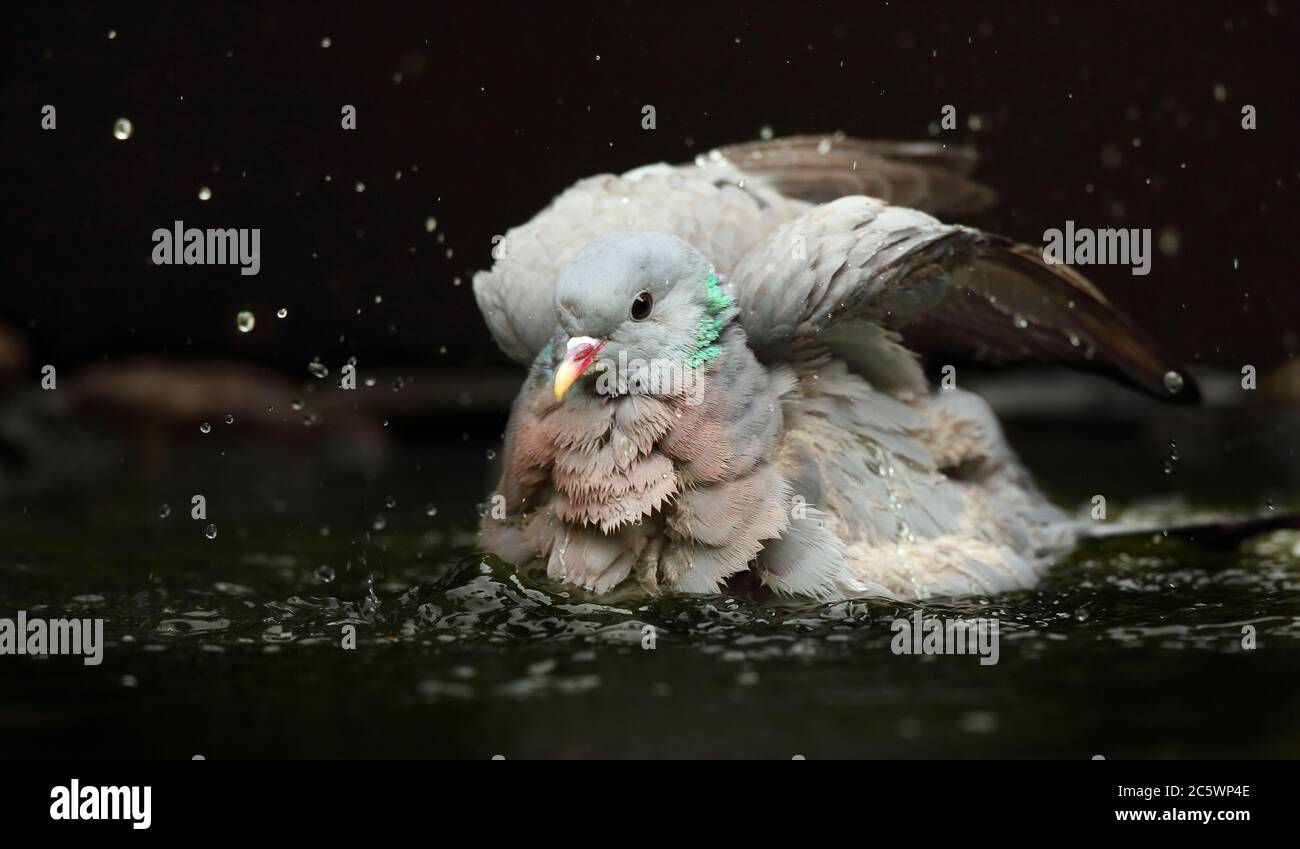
<box><xmin>713</xmin><ymin>135</ymin><xmax>995</xmax><ymax>216</ymax></box>
<box><xmin>473</xmin><ymin>135</ymin><xmax>1002</xmax><ymax>365</ymax></box>
<box><xmin>730</xmin><ymin>197</ymin><xmax>1198</xmax><ymax>402</ymax></box>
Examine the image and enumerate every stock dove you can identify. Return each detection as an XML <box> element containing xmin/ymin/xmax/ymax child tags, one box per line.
<box><xmin>472</xmin><ymin>136</ymin><xmax>1195</xmax><ymax>601</ymax></box>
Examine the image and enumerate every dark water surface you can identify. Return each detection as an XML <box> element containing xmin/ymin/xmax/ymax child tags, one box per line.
<box><xmin>1</xmin><ymin>421</ymin><xmax>1297</xmax><ymax>760</ymax></box>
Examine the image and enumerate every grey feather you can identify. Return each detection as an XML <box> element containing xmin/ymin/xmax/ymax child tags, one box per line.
<box><xmin>476</xmin><ymin>135</ymin><xmax>1195</xmax><ymax>601</ymax></box>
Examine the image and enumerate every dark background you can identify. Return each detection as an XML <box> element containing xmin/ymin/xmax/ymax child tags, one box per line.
<box><xmin>3</xmin><ymin>0</ymin><xmax>1297</xmax><ymax>379</ymax></box>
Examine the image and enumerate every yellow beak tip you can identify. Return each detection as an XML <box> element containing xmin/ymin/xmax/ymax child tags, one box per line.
<box><xmin>552</xmin><ymin>337</ymin><xmax>601</xmax><ymax>402</ymax></box>
<box><xmin>553</xmin><ymin>360</ymin><xmax>583</xmax><ymax>401</ymax></box>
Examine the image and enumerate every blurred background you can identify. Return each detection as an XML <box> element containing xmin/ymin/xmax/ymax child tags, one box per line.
<box><xmin>4</xmin><ymin>1</ymin><xmax>1297</xmax><ymax>384</ymax></box>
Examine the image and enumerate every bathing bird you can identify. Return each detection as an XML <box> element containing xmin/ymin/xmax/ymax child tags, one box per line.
<box><xmin>472</xmin><ymin>136</ymin><xmax>1196</xmax><ymax>601</ymax></box>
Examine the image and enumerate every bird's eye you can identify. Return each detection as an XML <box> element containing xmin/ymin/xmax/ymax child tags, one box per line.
<box><xmin>630</xmin><ymin>290</ymin><xmax>653</xmax><ymax>321</ymax></box>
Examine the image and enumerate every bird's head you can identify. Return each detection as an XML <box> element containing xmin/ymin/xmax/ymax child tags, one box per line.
<box><xmin>550</xmin><ymin>232</ymin><xmax>735</xmax><ymax>401</ymax></box>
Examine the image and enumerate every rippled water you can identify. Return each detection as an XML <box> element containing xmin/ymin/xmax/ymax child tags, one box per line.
<box><xmin>2</xmin><ymin>425</ymin><xmax>1298</xmax><ymax>758</ymax></box>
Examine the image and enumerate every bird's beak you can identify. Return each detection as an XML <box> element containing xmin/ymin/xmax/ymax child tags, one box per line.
<box><xmin>553</xmin><ymin>336</ymin><xmax>606</xmax><ymax>400</ymax></box>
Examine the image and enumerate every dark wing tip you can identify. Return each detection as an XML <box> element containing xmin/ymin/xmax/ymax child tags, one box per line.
<box><xmin>889</xmin><ymin>230</ymin><xmax>1202</xmax><ymax>407</ymax></box>
<box><xmin>992</xmin><ymin>238</ymin><xmax>1202</xmax><ymax>406</ymax></box>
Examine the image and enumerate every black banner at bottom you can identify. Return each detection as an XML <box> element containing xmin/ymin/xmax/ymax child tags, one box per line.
<box><xmin>0</xmin><ymin>759</ymin><xmax>1282</xmax><ymax>834</ymax></box>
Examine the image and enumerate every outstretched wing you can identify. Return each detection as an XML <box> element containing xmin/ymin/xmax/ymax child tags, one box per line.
<box><xmin>473</xmin><ymin>136</ymin><xmax>999</xmax><ymax>365</ymax></box>
<box><xmin>730</xmin><ymin>196</ymin><xmax>1198</xmax><ymax>402</ymax></box>
<box><xmin>712</xmin><ymin>135</ymin><xmax>995</xmax><ymax>217</ymax></box>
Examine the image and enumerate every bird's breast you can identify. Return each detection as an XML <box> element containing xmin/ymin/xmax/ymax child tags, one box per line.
<box><xmin>540</xmin><ymin>390</ymin><xmax>694</xmax><ymax>534</ymax></box>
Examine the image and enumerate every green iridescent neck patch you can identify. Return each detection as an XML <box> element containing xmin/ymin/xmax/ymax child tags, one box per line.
<box><xmin>686</xmin><ymin>273</ymin><xmax>732</xmax><ymax>369</ymax></box>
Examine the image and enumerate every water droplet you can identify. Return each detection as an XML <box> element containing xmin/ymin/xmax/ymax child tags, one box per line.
<box><xmin>276</xmin><ymin>307</ymin><xmax>288</xmax><ymax>319</ymax></box>
<box><xmin>354</xmin><ymin>181</ymin><xmax>365</xmax><ymax>193</ymax></box>
<box><xmin>200</xmin><ymin>422</ymin><xmax>211</xmax><ymax>434</ymax></box>
<box><xmin>1013</xmin><ymin>314</ymin><xmax>1029</xmax><ymax>329</ymax></box>
<box><xmin>204</xmin><ymin>523</ymin><xmax>218</xmax><ymax>540</ymax></box>
<box><xmin>321</xmin><ymin>36</ymin><xmax>332</xmax><ymax>48</ymax></box>
<box><xmin>1163</xmin><ymin>370</ymin><xmax>1185</xmax><ymax>394</ymax></box>
<box><xmin>112</xmin><ymin>118</ymin><xmax>133</xmax><ymax>140</ymax></box>
<box><xmin>372</xmin><ymin>514</ymin><xmax>387</xmax><ymax>531</ymax></box>
<box><xmin>159</xmin><ymin>504</ymin><xmax>171</xmax><ymax>518</ymax></box>
<box><xmin>486</xmin><ymin>449</ymin><xmax>496</xmax><ymax>460</ymax></box>
<box><xmin>392</xmin><ymin>377</ymin><xmax>405</xmax><ymax>392</ymax></box>
<box><xmin>759</xmin><ymin>125</ymin><xmax>774</xmax><ymax>140</ymax></box>
<box><xmin>224</xmin><ymin>414</ymin><xmax>234</xmax><ymax>425</ymax></box>
<box><xmin>316</xmin><ymin>565</ymin><xmax>336</xmax><ymax>583</ymax></box>
<box><xmin>425</xmin><ymin>503</ymin><xmax>438</xmax><ymax>517</ymax></box>
<box><xmin>236</xmin><ymin>310</ymin><xmax>255</xmax><ymax>333</ymax></box>
<box><xmin>384</xmin><ymin>495</ymin><xmax>397</xmax><ymax>509</ymax></box>
<box><xmin>424</xmin><ymin>216</ymin><xmax>437</xmax><ymax>232</ymax></box>
<box><xmin>198</xmin><ymin>186</ymin><xmax>212</xmax><ymax>201</ymax></box>
<box><xmin>308</xmin><ymin>361</ymin><xmax>329</xmax><ymax>379</ymax></box>
<box><xmin>1158</xmin><ymin>227</ymin><xmax>1181</xmax><ymax>257</ymax></box>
